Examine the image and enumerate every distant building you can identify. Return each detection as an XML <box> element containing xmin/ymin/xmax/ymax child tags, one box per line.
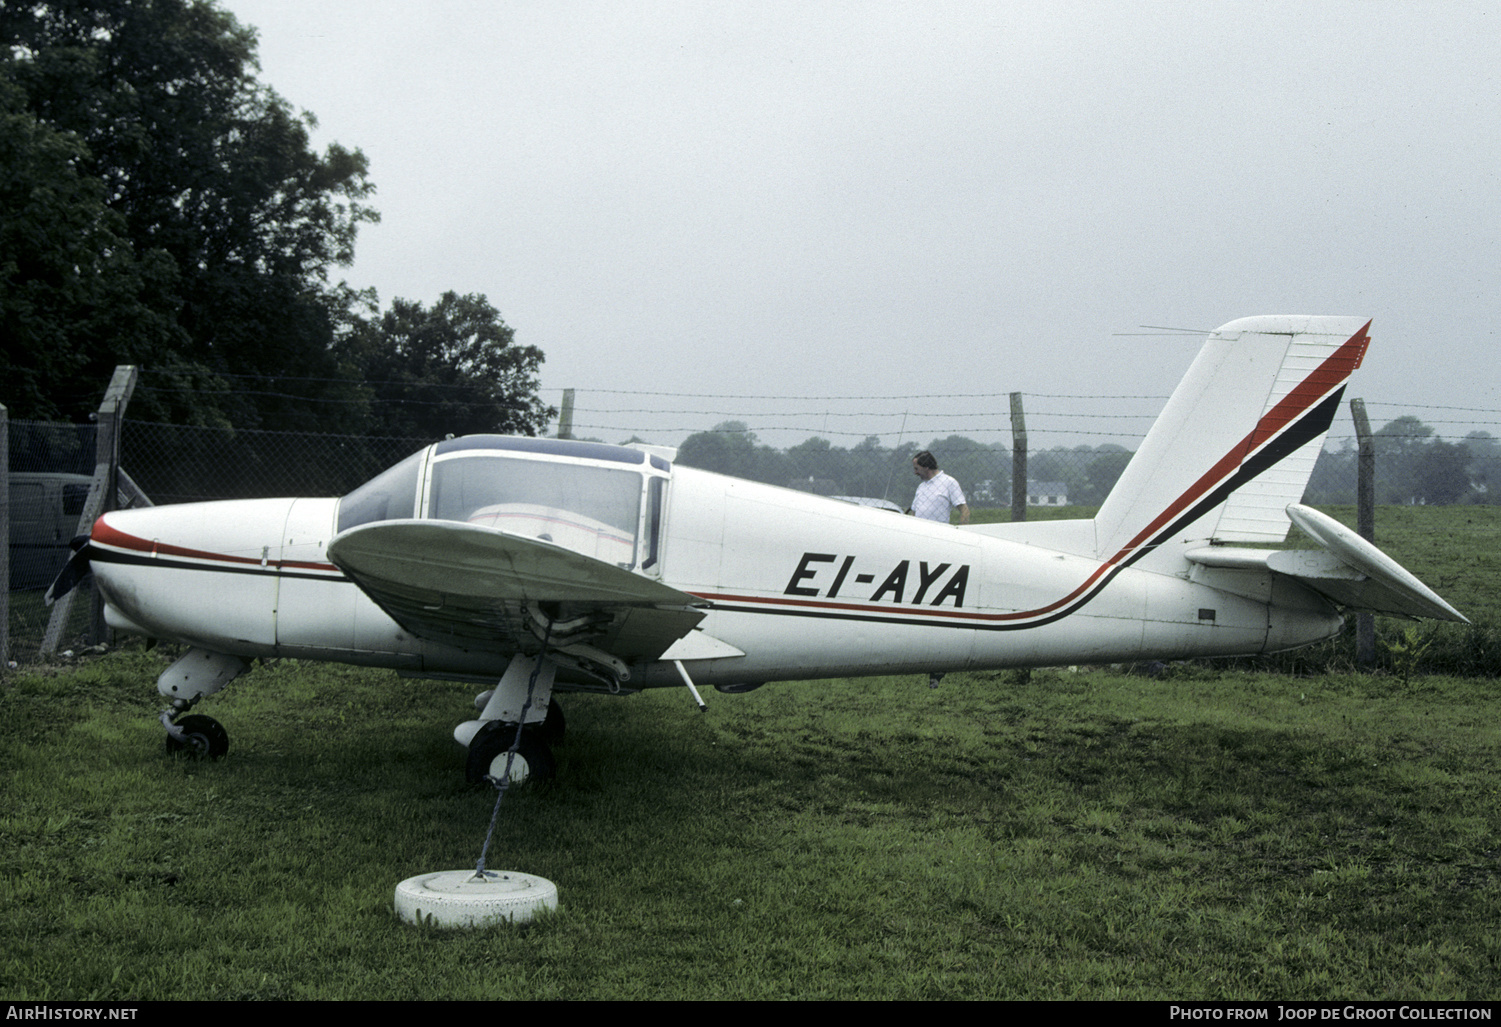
<box><xmin>1027</xmin><ymin>481</ymin><xmax>1068</xmax><ymax>506</ymax></box>
<box><xmin>971</xmin><ymin>479</ymin><xmax>1001</xmax><ymax>504</ymax></box>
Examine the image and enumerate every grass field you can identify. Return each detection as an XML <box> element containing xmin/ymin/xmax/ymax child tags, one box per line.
<box><xmin>4</xmin><ymin>654</ymin><xmax>1501</xmax><ymax>999</ymax></box>
<box><xmin>3</xmin><ymin>504</ymin><xmax>1499</xmax><ymax>1000</ymax></box>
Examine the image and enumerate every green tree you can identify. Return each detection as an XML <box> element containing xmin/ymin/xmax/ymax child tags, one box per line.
<box><xmin>2</xmin><ymin>0</ymin><xmax>377</xmax><ymax>427</ymax></box>
<box><xmin>1374</xmin><ymin>416</ymin><xmax>1436</xmax><ymax>504</ymax></box>
<box><xmin>1305</xmin><ymin>441</ymin><xmax>1358</xmax><ymax>505</ymax></box>
<box><xmin>786</xmin><ymin>436</ymin><xmax>846</xmax><ymax>492</ymax></box>
<box><xmin>0</xmin><ymin>76</ymin><xmax>183</xmax><ymax>418</ymax></box>
<box><xmin>849</xmin><ymin>434</ymin><xmax>918</xmax><ymax>503</ymax></box>
<box><xmin>677</xmin><ymin>421</ymin><xmax>789</xmax><ymax>484</ymax></box>
<box><xmin>1464</xmin><ymin>431</ymin><xmax>1501</xmax><ymax>459</ymax></box>
<box><xmin>1413</xmin><ymin>439</ymin><xmax>1471</xmax><ymax>505</ymax></box>
<box><xmin>338</xmin><ymin>292</ymin><xmax>553</xmax><ymax>439</ymax></box>
<box><xmin>1464</xmin><ymin>432</ymin><xmax>1501</xmax><ymax>505</ymax></box>
<box><xmin>1027</xmin><ymin>447</ymin><xmax>1089</xmax><ymax>505</ymax></box>
<box><xmin>1078</xmin><ymin>446</ymin><xmax>1133</xmax><ymax>505</ymax></box>
<box><xmin>1364</xmin><ymin>416</ymin><xmax>1478</xmax><ymax>505</ymax></box>
<box><xmin>677</xmin><ymin>421</ymin><xmax>759</xmax><ymax>477</ymax></box>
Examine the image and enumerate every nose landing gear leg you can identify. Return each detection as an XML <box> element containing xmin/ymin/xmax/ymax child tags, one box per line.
<box><xmin>156</xmin><ymin>648</ymin><xmax>246</xmax><ymax>759</ymax></box>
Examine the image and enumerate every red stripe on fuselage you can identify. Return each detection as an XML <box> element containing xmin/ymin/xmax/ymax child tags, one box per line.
<box><xmin>90</xmin><ymin>516</ymin><xmax>339</xmax><ymax>574</ymax></box>
<box><xmin>692</xmin><ymin>590</ymin><xmax>1026</xmax><ymax>623</ymax></box>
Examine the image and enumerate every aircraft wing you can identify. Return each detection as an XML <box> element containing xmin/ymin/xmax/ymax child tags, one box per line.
<box><xmin>326</xmin><ymin>519</ymin><xmax>708</xmax><ymax>663</ymax></box>
<box><xmin>1185</xmin><ymin>504</ymin><xmax>1467</xmax><ymax>623</ymax></box>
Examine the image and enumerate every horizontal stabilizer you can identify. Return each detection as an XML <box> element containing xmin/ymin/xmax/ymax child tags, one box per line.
<box><xmin>1185</xmin><ymin>504</ymin><xmax>1466</xmax><ymax>623</ymax></box>
<box><xmin>1283</xmin><ymin>505</ymin><xmax>1466</xmax><ymax>622</ymax></box>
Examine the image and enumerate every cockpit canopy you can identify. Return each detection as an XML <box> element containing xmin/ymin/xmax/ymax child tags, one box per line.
<box><xmin>337</xmin><ymin>436</ymin><xmax>670</xmax><ymax>572</ymax></box>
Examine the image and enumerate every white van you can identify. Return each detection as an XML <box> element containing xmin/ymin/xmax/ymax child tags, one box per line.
<box><xmin>8</xmin><ymin>472</ymin><xmax>94</xmax><ymax>589</ymax></box>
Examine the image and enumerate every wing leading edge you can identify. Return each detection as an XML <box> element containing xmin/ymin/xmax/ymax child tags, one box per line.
<box><xmin>327</xmin><ymin>520</ymin><xmax>710</xmax><ymax>664</ymax></box>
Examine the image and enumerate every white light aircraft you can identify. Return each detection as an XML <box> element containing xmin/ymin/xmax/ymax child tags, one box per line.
<box><xmin>50</xmin><ymin>316</ymin><xmax>1465</xmax><ymax>783</ymax></box>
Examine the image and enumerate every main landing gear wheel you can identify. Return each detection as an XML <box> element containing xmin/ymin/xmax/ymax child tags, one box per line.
<box><xmin>165</xmin><ymin>714</ymin><xmax>229</xmax><ymax>759</ymax></box>
<box><xmin>539</xmin><ymin>700</ymin><xmax>565</xmax><ymax>746</ymax></box>
<box><xmin>464</xmin><ymin>721</ymin><xmax>556</xmax><ymax>786</ymax></box>
<box><xmin>394</xmin><ymin>870</ymin><xmax>558</xmax><ymax>928</ymax></box>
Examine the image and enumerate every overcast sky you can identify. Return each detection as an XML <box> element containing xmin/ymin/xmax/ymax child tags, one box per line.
<box><xmin>223</xmin><ymin>0</ymin><xmax>1500</xmax><ymax>452</ymax></box>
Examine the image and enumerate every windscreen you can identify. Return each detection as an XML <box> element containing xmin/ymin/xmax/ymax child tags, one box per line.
<box><xmin>336</xmin><ymin>449</ymin><xmax>426</xmax><ymax>533</ymax></box>
<box><xmin>428</xmin><ymin>455</ymin><xmax>643</xmax><ymax>567</ymax></box>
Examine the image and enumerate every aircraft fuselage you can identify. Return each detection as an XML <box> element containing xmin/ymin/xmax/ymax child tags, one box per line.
<box><xmin>89</xmin><ymin>454</ymin><xmax>1343</xmax><ymax>692</ymax></box>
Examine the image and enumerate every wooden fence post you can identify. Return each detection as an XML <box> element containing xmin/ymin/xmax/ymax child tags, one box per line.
<box><xmin>1350</xmin><ymin>397</ymin><xmax>1376</xmax><ymax>669</ymax></box>
<box><xmin>41</xmin><ymin>366</ymin><xmax>137</xmax><ymax>655</ymax></box>
<box><xmin>1010</xmin><ymin>392</ymin><xmax>1027</xmax><ymax>522</ymax></box>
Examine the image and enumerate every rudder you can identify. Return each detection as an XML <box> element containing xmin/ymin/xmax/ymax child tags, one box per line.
<box><xmin>1093</xmin><ymin>316</ymin><xmax>1371</xmax><ymax>572</ymax></box>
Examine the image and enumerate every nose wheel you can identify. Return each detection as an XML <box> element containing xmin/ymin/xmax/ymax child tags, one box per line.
<box><xmin>155</xmin><ymin>649</ymin><xmax>243</xmax><ymax>760</ymax></box>
<box><xmin>164</xmin><ymin>714</ymin><xmax>229</xmax><ymax>759</ymax></box>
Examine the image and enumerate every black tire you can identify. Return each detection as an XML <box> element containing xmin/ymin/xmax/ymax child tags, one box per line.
<box><xmin>539</xmin><ymin>700</ymin><xmax>565</xmax><ymax>746</ymax></box>
<box><xmin>165</xmin><ymin>714</ymin><xmax>229</xmax><ymax>759</ymax></box>
<box><xmin>465</xmin><ymin>720</ymin><xmax>556</xmax><ymax>786</ymax></box>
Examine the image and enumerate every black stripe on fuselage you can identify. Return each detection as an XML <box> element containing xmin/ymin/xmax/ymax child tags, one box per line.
<box><xmin>87</xmin><ymin>547</ymin><xmax>347</xmax><ymax>584</ymax></box>
<box><xmin>1116</xmin><ymin>387</ymin><xmax>1345</xmax><ymax>572</ymax></box>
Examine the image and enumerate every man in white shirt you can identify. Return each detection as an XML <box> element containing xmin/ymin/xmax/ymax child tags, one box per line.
<box><xmin>907</xmin><ymin>450</ymin><xmax>968</xmax><ymax>689</ymax></box>
<box><xmin>908</xmin><ymin>451</ymin><xmax>970</xmax><ymax>524</ymax></box>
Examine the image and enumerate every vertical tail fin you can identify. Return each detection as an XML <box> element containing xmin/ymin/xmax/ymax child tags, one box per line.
<box><xmin>1093</xmin><ymin>316</ymin><xmax>1371</xmax><ymax>571</ymax></box>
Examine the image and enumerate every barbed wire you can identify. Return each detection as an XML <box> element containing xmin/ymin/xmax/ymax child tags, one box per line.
<box><xmin>1364</xmin><ymin>402</ymin><xmax>1501</xmax><ymax>414</ymax></box>
<box><xmin>122</xmin><ymin>369</ymin><xmax>1501</xmax><ymax>446</ymax></box>
<box><xmin>573</xmin><ymin>406</ymin><xmax>1162</xmax><ymax>420</ymax></box>
<box><xmin>572</xmin><ymin>422</ymin><xmax>1160</xmax><ymax>441</ymax></box>
<box><xmin>576</xmin><ymin>387</ymin><xmax>1175</xmax><ymax>401</ymax></box>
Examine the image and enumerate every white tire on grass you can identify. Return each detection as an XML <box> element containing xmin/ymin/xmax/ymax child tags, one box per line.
<box><xmin>395</xmin><ymin>870</ymin><xmax>558</xmax><ymax>928</ymax></box>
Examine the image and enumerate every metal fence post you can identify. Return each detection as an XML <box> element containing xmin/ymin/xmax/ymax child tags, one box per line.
<box><xmin>1010</xmin><ymin>392</ymin><xmax>1027</xmax><ymax>522</ymax></box>
<box><xmin>1350</xmin><ymin>397</ymin><xmax>1376</xmax><ymax>669</ymax></box>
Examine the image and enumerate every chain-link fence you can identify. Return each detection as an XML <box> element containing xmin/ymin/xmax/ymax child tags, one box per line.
<box><xmin>121</xmin><ymin>421</ymin><xmax>436</xmax><ymax>504</ymax></box>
